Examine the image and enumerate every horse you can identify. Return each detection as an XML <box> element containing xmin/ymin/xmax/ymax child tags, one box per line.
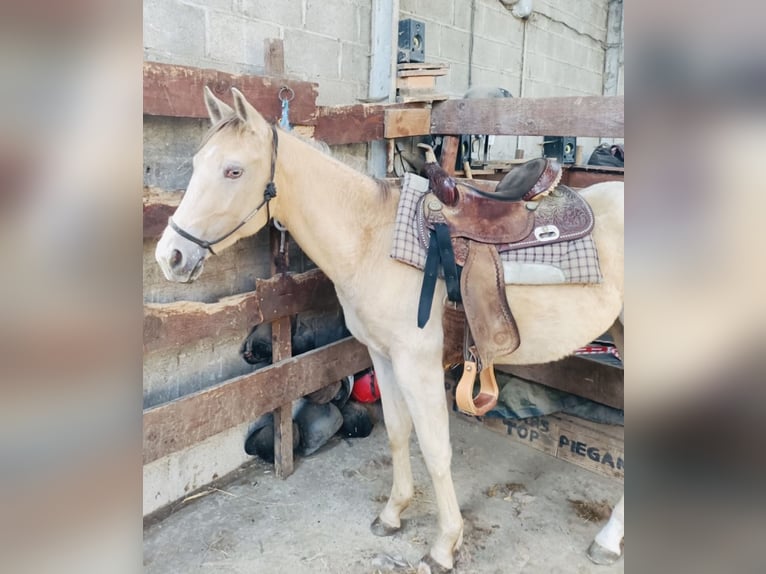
<box><xmin>155</xmin><ymin>87</ymin><xmax>625</xmax><ymax>571</ymax></box>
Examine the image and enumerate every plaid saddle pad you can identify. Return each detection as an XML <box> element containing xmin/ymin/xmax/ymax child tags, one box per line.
<box><xmin>391</xmin><ymin>173</ymin><xmax>602</xmax><ymax>285</ymax></box>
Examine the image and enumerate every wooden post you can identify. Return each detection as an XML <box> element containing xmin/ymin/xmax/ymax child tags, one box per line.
<box><xmin>270</xmin><ymin>225</ymin><xmax>294</xmax><ymax>479</ymax></box>
<box><xmin>264</xmin><ymin>38</ymin><xmax>285</xmax><ymax>76</ymax></box>
<box><xmin>439</xmin><ymin>135</ymin><xmax>460</xmax><ymax>175</ymax></box>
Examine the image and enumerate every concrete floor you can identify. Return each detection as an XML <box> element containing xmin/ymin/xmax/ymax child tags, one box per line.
<box><xmin>144</xmin><ymin>415</ymin><xmax>623</xmax><ymax>573</ymax></box>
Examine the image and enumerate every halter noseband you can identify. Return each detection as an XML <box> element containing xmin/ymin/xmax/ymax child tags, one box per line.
<box><xmin>168</xmin><ymin>124</ymin><xmax>279</xmax><ymax>255</ymax></box>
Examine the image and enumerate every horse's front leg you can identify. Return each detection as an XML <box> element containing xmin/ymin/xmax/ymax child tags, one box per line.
<box><xmin>394</xmin><ymin>352</ymin><xmax>463</xmax><ymax>571</ymax></box>
<box><xmin>588</xmin><ymin>495</ymin><xmax>624</xmax><ymax>564</ymax></box>
<box><xmin>368</xmin><ymin>350</ymin><xmax>415</xmax><ymax>535</ymax></box>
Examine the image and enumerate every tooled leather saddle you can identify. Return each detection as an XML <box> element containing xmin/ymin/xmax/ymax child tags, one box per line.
<box><xmin>416</xmin><ymin>158</ymin><xmax>595</xmax><ymax>416</ymax></box>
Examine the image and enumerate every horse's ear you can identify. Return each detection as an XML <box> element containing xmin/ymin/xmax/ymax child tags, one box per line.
<box><xmin>231</xmin><ymin>87</ymin><xmax>269</xmax><ymax>132</ymax></box>
<box><xmin>203</xmin><ymin>86</ymin><xmax>233</xmax><ymax>124</ymax></box>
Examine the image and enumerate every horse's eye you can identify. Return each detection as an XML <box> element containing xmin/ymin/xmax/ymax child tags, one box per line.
<box><xmin>224</xmin><ymin>167</ymin><xmax>243</xmax><ymax>179</ymax></box>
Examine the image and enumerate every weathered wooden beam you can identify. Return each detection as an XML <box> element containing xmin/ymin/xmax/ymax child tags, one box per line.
<box><xmin>143</xmin><ymin>268</ymin><xmax>338</xmax><ymax>353</ymax></box>
<box><xmin>431</xmin><ymin>96</ymin><xmax>624</xmax><ymax>138</ymax></box>
<box><xmin>143</xmin><ymin>62</ymin><xmax>319</xmax><ymax>124</ymax></box>
<box><xmin>143</xmin><ymin>187</ymin><xmax>182</xmax><ymax>238</ymax></box>
<box><xmin>143</xmin><ymin>337</ymin><xmax>372</xmax><ymax>464</ymax></box>
<box><xmin>384</xmin><ymin>108</ymin><xmax>431</xmax><ymax>138</ymax></box>
<box><xmin>440</xmin><ymin>135</ymin><xmax>460</xmax><ymax>175</ymax></box>
<box><xmin>264</xmin><ymin>38</ymin><xmax>285</xmax><ymax>76</ymax></box>
<box><xmin>314</xmin><ymin>103</ymin><xmax>388</xmax><ymax>145</ymax></box>
<box><xmin>270</xmin><ymin>225</ymin><xmax>294</xmax><ymax>479</ymax></box>
<box><xmin>561</xmin><ymin>165</ymin><xmax>624</xmax><ymax>188</ymax></box>
<box><xmin>496</xmin><ymin>356</ymin><xmax>624</xmax><ymax>410</ymax></box>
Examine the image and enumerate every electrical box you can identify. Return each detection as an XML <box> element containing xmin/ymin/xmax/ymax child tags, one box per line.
<box><xmin>543</xmin><ymin>136</ymin><xmax>577</xmax><ymax>164</ymax></box>
<box><xmin>398</xmin><ymin>19</ymin><xmax>425</xmax><ymax>63</ymax></box>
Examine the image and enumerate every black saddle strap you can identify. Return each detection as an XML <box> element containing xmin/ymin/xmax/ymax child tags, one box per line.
<box><xmin>417</xmin><ymin>223</ymin><xmax>462</xmax><ymax>329</ymax></box>
<box><xmin>436</xmin><ymin>223</ymin><xmax>461</xmax><ymax>302</ymax></box>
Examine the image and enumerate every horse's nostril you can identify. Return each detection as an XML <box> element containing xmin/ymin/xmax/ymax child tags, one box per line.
<box><xmin>170</xmin><ymin>249</ymin><xmax>183</xmax><ymax>269</ymax></box>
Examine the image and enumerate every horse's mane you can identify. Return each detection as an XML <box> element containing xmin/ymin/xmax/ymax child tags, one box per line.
<box><xmin>198</xmin><ymin>114</ymin><xmax>391</xmax><ymax>200</ymax></box>
<box><xmin>198</xmin><ymin>115</ymin><xmax>332</xmax><ymax>157</ymax></box>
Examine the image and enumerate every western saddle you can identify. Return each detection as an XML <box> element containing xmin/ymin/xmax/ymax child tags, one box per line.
<box><xmin>416</xmin><ymin>156</ymin><xmax>594</xmax><ymax>416</ymax></box>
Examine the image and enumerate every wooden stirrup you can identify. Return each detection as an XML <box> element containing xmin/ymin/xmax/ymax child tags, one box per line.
<box><xmin>454</xmin><ymin>361</ymin><xmax>499</xmax><ymax>416</ymax></box>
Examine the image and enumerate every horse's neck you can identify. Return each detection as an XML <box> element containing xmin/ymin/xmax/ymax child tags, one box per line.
<box><xmin>274</xmin><ymin>133</ymin><xmax>397</xmax><ymax>285</ymax></box>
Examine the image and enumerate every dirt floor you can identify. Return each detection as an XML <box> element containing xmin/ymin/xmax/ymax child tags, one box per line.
<box><xmin>144</xmin><ymin>415</ymin><xmax>624</xmax><ymax>573</ymax></box>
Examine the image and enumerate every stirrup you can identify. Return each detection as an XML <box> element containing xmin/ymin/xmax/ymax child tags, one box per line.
<box><xmin>454</xmin><ymin>341</ymin><xmax>499</xmax><ymax>416</ymax></box>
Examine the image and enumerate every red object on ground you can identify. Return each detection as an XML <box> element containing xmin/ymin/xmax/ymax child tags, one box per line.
<box><xmin>352</xmin><ymin>369</ymin><xmax>380</xmax><ymax>403</ymax></box>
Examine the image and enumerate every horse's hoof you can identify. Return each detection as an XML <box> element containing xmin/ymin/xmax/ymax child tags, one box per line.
<box><xmin>370</xmin><ymin>517</ymin><xmax>402</xmax><ymax>537</ymax></box>
<box><xmin>417</xmin><ymin>553</ymin><xmax>453</xmax><ymax>573</ymax></box>
<box><xmin>587</xmin><ymin>540</ymin><xmax>621</xmax><ymax>565</ymax></box>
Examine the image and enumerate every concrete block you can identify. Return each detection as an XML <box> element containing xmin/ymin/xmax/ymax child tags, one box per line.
<box><xmin>439</xmin><ymin>26</ymin><xmax>470</xmax><ymax>63</ymax></box>
<box><xmin>144</xmin><ymin>0</ymin><xmax>206</xmax><ymax>59</ymax></box>
<box><xmin>342</xmin><ymin>43</ymin><xmax>369</xmax><ymax>85</ymax></box>
<box><xmin>477</xmin><ymin>2</ymin><xmax>522</xmax><ymax>45</ymax></box>
<box><xmin>306</xmin><ymin>0</ymin><xmax>358</xmax><ymax>42</ymax></box>
<box><xmin>357</xmin><ymin>5</ymin><xmax>371</xmax><ymax>48</ymax></box>
<box><xmin>206</xmin><ymin>11</ymin><xmax>246</xmax><ymax>64</ymax></box>
<box><xmin>472</xmin><ymin>37</ymin><xmax>504</xmax><ymax>69</ymax></box>
<box><xmin>452</xmin><ymin>0</ymin><xmax>472</xmax><ymax>30</ymax></box>
<box><xmin>238</xmin><ymin>0</ymin><xmax>303</xmax><ymax>27</ymax></box>
<box><xmin>399</xmin><ymin>0</ymin><xmax>417</xmax><ymax>15</ymax></box>
<box><xmin>143</xmin><ymin>117</ymin><xmax>208</xmax><ymax>190</ymax></box>
<box><xmin>181</xmin><ymin>0</ymin><xmax>233</xmax><ymax>11</ymax></box>
<box><xmin>440</xmin><ymin>61</ymin><xmax>468</xmax><ymax>96</ymax></box>
<box><xmin>284</xmin><ymin>29</ymin><xmax>341</xmax><ymax>80</ymax></box>
<box><xmin>415</xmin><ymin>0</ymin><xmax>453</xmax><ymax>27</ymax></box>
<box><xmin>315</xmin><ymin>78</ymin><xmax>358</xmax><ymax>106</ymax></box>
<box><xmin>243</xmin><ymin>19</ymin><xmax>283</xmax><ymax>70</ymax></box>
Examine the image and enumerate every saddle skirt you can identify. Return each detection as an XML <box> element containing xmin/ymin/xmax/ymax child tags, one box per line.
<box><xmin>392</xmin><ymin>173</ymin><xmax>602</xmax><ymax>285</ymax></box>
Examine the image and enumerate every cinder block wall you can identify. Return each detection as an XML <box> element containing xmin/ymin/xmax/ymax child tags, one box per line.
<box><xmin>144</xmin><ymin>0</ymin><xmax>372</xmax><ymax>105</ymax></box>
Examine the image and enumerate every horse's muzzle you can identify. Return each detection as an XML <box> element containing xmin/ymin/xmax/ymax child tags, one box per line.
<box><xmin>155</xmin><ymin>230</ymin><xmax>207</xmax><ymax>283</ymax></box>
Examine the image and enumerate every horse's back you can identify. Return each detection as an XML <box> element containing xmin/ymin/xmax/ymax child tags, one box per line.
<box><xmin>496</xmin><ymin>180</ymin><xmax>624</xmax><ymax>365</ymax></box>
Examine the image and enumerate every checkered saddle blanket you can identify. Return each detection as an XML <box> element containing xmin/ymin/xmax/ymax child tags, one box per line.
<box><xmin>391</xmin><ymin>173</ymin><xmax>602</xmax><ymax>285</ymax></box>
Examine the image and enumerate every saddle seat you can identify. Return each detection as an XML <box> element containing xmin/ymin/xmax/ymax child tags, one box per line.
<box><xmin>416</xmin><ymin>158</ymin><xmax>593</xmax><ymax>417</ymax></box>
<box><xmin>476</xmin><ymin>157</ymin><xmax>562</xmax><ymax>202</ymax></box>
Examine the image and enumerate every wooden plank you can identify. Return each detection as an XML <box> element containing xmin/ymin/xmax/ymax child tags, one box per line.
<box><xmin>439</xmin><ymin>135</ymin><xmax>460</xmax><ymax>175</ymax></box>
<box><xmin>314</xmin><ymin>103</ymin><xmax>388</xmax><ymax>145</ymax></box>
<box><xmin>397</xmin><ymin>63</ymin><xmax>449</xmax><ymax>71</ymax></box>
<box><xmin>270</xmin><ymin>225</ymin><xmax>294</xmax><ymax>479</ymax></box>
<box><xmin>553</xmin><ymin>415</ymin><xmax>624</xmax><ymax>480</ymax></box>
<box><xmin>143</xmin><ymin>337</ymin><xmax>372</xmax><ymax>464</ymax></box>
<box><xmin>496</xmin><ymin>356</ymin><xmax>624</xmax><ymax>410</ymax></box>
<box><xmin>561</xmin><ymin>165</ymin><xmax>624</xmax><ymax>188</ymax></box>
<box><xmin>431</xmin><ymin>96</ymin><xmax>624</xmax><ymax>137</ymax></box>
<box><xmin>143</xmin><ymin>62</ymin><xmax>318</xmax><ymax>124</ymax></box>
<box><xmin>264</xmin><ymin>38</ymin><xmax>285</xmax><ymax>76</ymax></box>
<box><xmin>384</xmin><ymin>108</ymin><xmax>431</xmax><ymax>138</ymax></box>
<box><xmin>143</xmin><ymin>187</ymin><xmax>183</xmax><ymax>238</ymax></box>
<box><xmin>143</xmin><ymin>268</ymin><xmax>338</xmax><ymax>353</ymax></box>
<box><xmin>479</xmin><ymin>414</ymin><xmax>623</xmax><ymax>482</ymax></box>
<box><xmin>397</xmin><ymin>67</ymin><xmax>449</xmax><ymax>78</ymax></box>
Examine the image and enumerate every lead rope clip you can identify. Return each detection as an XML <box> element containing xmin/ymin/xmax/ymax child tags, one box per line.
<box><xmin>278</xmin><ymin>86</ymin><xmax>294</xmax><ymax>131</ymax></box>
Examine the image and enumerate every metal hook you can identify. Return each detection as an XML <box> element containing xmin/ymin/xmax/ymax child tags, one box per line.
<box><xmin>278</xmin><ymin>86</ymin><xmax>295</xmax><ymax>102</ymax></box>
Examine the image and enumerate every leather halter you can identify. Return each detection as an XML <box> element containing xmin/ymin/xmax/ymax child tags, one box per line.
<box><xmin>168</xmin><ymin>124</ymin><xmax>279</xmax><ymax>255</ymax></box>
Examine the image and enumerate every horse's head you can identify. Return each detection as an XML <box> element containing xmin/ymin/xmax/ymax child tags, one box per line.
<box><xmin>155</xmin><ymin>87</ymin><xmax>278</xmax><ymax>282</ymax></box>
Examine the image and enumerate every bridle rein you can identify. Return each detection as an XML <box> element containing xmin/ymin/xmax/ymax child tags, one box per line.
<box><xmin>168</xmin><ymin>124</ymin><xmax>279</xmax><ymax>255</ymax></box>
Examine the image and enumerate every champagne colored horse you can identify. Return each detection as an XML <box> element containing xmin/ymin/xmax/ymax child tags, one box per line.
<box><xmin>155</xmin><ymin>88</ymin><xmax>625</xmax><ymax>571</ymax></box>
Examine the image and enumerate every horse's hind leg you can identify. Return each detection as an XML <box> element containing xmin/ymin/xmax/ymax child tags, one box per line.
<box><xmin>369</xmin><ymin>350</ymin><xmax>414</xmax><ymax>536</ymax></box>
<box><xmin>588</xmin><ymin>494</ymin><xmax>624</xmax><ymax>564</ymax></box>
<box><xmin>393</xmin><ymin>353</ymin><xmax>463</xmax><ymax>571</ymax></box>
<box><xmin>587</xmin><ymin>314</ymin><xmax>625</xmax><ymax>564</ymax></box>
<box><xmin>608</xmin><ymin>313</ymin><xmax>624</xmax><ymax>365</ymax></box>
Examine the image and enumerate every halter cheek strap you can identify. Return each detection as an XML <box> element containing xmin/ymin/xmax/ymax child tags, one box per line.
<box><xmin>169</xmin><ymin>124</ymin><xmax>279</xmax><ymax>255</ymax></box>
